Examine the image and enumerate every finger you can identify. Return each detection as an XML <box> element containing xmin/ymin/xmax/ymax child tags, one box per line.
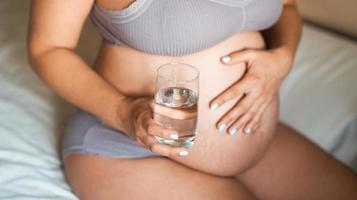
<box><xmin>153</xmin><ymin>103</ymin><xmax>197</xmax><ymax>120</ymax></box>
<box><xmin>147</xmin><ymin>119</ymin><xmax>180</xmax><ymax>140</ymax></box>
<box><xmin>253</xmin><ymin>123</ymin><xmax>261</xmax><ymax>132</ymax></box>
<box><xmin>220</xmin><ymin>49</ymin><xmax>256</xmax><ymax>66</ymax></box>
<box><xmin>141</xmin><ymin>110</ymin><xmax>180</xmax><ymax>140</ymax></box>
<box><xmin>210</xmin><ymin>73</ymin><xmax>263</xmax><ymax>110</ymax></box>
<box><xmin>141</xmin><ymin>135</ymin><xmax>189</xmax><ymax>157</ymax></box>
<box><xmin>227</xmin><ymin>97</ymin><xmax>265</xmax><ymax>135</ymax></box>
<box><xmin>245</xmin><ymin>101</ymin><xmax>269</xmax><ymax>133</ymax></box>
<box><xmin>216</xmin><ymin>93</ymin><xmax>259</xmax><ymax>133</ymax></box>
<box><xmin>152</xmin><ymin>144</ymin><xmax>190</xmax><ymax>158</ymax></box>
<box><xmin>209</xmin><ymin>80</ymin><xmax>249</xmax><ymax>111</ymax></box>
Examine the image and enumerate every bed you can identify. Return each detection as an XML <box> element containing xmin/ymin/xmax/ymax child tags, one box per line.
<box><xmin>0</xmin><ymin>0</ymin><xmax>356</xmax><ymax>199</ymax></box>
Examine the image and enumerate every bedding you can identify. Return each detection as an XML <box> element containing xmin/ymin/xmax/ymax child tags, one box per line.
<box><xmin>279</xmin><ymin>24</ymin><xmax>357</xmax><ymax>168</ymax></box>
<box><xmin>0</xmin><ymin>0</ymin><xmax>356</xmax><ymax>199</ymax></box>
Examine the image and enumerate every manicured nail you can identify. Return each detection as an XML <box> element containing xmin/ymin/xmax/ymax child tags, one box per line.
<box><xmin>221</xmin><ymin>55</ymin><xmax>231</xmax><ymax>64</ymax></box>
<box><xmin>218</xmin><ymin>124</ymin><xmax>226</xmax><ymax>132</ymax></box>
<box><xmin>244</xmin><ymin>127</ymin><xmax>253</xmax><ymax>134</ymax></box>
<box><xmin>229</xmin><ymin>128</ymin><xmax>238</xmax><ymax>135</ymax></box>
<box><xmin>170</xmin><ymin>133</ymin><xmax>179</xmax><ymax>140</ymax></box>
<box><xmin>210</xmin><ymin>103</ymin><xmax>219</xmax><ymax>111</ymax></box>
<box><xmin>179</xmin><ymin>150</ymin><xmax>189</xmax><ymax>157</ymax></box>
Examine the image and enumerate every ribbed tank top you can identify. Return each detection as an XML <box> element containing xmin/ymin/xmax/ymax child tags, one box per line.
<box><xmin>90</xmin><ymin>0</ymin><xmax>283</xmax><ymax>56</ymax></box>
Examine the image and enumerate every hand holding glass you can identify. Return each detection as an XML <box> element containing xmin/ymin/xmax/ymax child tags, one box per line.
<box><xmin>153</xmin><ymin>63</ymin><xmax>199</xmax><ymax>148</ymax></box>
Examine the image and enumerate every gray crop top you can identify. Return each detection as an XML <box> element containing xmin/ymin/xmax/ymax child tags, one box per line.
<box><xmin>90</xmin><ymin>0</ymin><xmax>283</xmax><ymax>56</ymax></box>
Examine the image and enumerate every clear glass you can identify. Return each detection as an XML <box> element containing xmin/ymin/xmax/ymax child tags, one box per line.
<box><xmin>153</xmin><ymin>62</ymin><xmax>199</xmax><ymax>148</ymax></box>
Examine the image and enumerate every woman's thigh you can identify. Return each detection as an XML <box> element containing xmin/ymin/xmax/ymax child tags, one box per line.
<box><xmin>64</xmin><ymin>155</ymin><xmax>256</xmax><ymax>200</ymax></box>
<box><xmin>238</xmin><ymin>122</ymin><xmax>357</xmax><ymax>200</ymax></box>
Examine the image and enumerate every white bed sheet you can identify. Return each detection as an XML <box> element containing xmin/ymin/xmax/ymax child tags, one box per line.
<box><xmin>0</xmin><ymin>0</ymin><xmax>356</xmax><ymax>199</ymax></box>
<box><xmin>0</xmin><ymin>2</ymin><xmax>76</xmax><ymax>199</ymax></box>
<box><xmin>279</xmin><ymin>24</ymin><xmax>357</xmax><ymax>168</ymax></box>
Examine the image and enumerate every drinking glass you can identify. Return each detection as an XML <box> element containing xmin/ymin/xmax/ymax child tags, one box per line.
<box><xmin>153</xmin><ymin>62</ymin><xmax>199</xmax><ymax>148</ymax></box>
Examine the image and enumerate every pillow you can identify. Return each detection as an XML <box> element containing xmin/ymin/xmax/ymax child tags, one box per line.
<box><xmin>279</xmin><ymin>24</ymin><xmax>357</xmax><ymax>170</ymax></box>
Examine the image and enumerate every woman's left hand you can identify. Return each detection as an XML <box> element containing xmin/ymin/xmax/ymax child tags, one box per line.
<box><xmin>210</xmin><ymin>48</ymin><xmax>293</xmax><ymax>135</ymax></box>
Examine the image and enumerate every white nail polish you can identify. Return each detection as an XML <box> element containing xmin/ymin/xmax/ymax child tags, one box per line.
<box><xmin>221</xmin><ymin>55</ymin><xmax>231</xmax><ymax>63</ymax></box>
<box><xmin>229</xmin><ymin>128</ymin><xmax>238</xmax><ymax>135</ymax></box>
<box><xmin>210</xmin><ymin>103</ymin><xmax>219</xmax><ymax>111</ymax></box>
<box><xmin>170</xmin><ymin>133</ymin><xmax>179</xmax><ymax>140</ymax></box>
<box><xmin>179</xmin><ymin>150</ymin><xmax>189</xmax><ymax>157</ymax></box>
<box><xmin>218</xmin><ymin>124</ymin><xmax>226</xmax><ymax>132</ymax></box>
<box><xmin>244</xmin><ymin>127</ymin><xmax>252</xmax><ymax>134</ymax></box>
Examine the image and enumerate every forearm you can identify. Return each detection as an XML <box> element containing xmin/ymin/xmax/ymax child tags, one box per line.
<box><xmin>28</xmin><ymin>48</ymin><xmax>132</xmax><ymax>133</ymax></box>
<box><xmin>263</xmin><ymin>2</ymin><xmax>302</xmax><ymax>77</ymax></box>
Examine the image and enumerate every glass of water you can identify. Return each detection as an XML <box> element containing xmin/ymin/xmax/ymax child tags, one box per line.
<box><xmin>153</xmin><ymin>62</ymin><xmax>199</xmax><ymax>148</ymax></box>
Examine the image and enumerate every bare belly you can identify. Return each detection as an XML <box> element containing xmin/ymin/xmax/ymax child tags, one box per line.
<box><xmin>94</xmin><ymin>32</ymin><xmax>279</xmax><ymax>176</ymax></box>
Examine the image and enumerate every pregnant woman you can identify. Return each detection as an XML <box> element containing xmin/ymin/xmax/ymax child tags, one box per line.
<box><xmin>28</xmin><ymin>0</ymin><xmax>357</xmax><ymax>199</ymax></box>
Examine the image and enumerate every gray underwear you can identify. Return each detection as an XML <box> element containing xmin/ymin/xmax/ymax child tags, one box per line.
<box><xmin>62</xmin><ymin>108</ymin><xmax>159</xmax><ymax>159</ymax></box>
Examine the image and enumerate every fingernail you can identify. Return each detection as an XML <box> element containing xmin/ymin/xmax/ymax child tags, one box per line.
<box><xmin>210</xmin><ymin>103</ymin><xmax>219</xmax><ymax>111</ymax></box>
<box><xmin>218</xmin><ymin>124</ymin><xmax>226</xmax><ymax>132</ymax></box>
<box><xmin>221</xmin><ymin>55</ymin><xmax>231</xmax><ymax>64</ymax></box>
<box><xmin>229</xmin><ymin>128</ymin><xmax>238</xmax><ymax>135</ymax></box>
<box><xmin>170</xmin><ymin>133</ymin><xmax>179</xmax><ymax>140</ymax></box>
<box><xmin>244</xmin><ymin>127</ymin><xmax>253</xmax><ymax>134</ymax></box>
<box><xmin>179</xmin><ymin>150</ymin><xmax>189</xmax><ymax>157</ymax></box>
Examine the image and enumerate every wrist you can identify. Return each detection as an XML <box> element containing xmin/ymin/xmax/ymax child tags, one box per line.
<box><xmin>115</xmin><ymin>96</ymin><xmax>152</xmax><ymax>133</ymax></box>
<box><xmin>270</xmin><ymin>45</ymin><xmax>295</xmax><ymax>78</ymax></box>
<box><xmin>112</xmin><ymin>96</ymin><xmax>135</xmax><ymax>133</ymax></box>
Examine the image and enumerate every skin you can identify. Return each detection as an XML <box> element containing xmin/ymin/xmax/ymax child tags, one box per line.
<box><xmin>27</xmin><ymin>0</ymin><xmax>357</xmax><ymax>199</ymax></box>
<box><xmin>212</xmin><ymin>1</ymin><xmax>303</xmax><ymax>135</ymax></box>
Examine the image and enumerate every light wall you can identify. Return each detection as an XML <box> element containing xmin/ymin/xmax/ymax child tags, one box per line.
<box><xmin>297</xmin><ymin>0</ymin><xmax>357</xmax><ymax>38</ymax></box>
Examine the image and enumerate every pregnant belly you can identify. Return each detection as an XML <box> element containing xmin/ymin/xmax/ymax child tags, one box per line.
<box><xmin>94</xmin><ymin>31</ymin><xmax>279</xmax><ymax>176</ymax></box>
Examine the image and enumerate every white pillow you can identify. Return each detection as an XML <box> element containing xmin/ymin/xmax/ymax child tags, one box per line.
<box><xmin>280</xmin><ymin>24</ymin><xmax>357</xmax><ymax>169</ymax></box>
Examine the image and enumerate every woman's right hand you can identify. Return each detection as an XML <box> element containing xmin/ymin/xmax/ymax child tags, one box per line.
<box><xmin>127</xmin><ymin>97</ymin><xmax>189</xmax><ymax>157</ymax></box>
